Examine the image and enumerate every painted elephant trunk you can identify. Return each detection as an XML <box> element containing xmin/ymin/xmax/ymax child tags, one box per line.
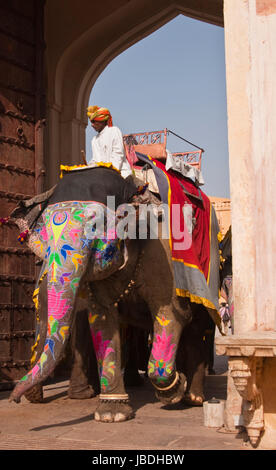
<box><xmin>9</xmin><ymin>202</ymin><xmax>95</xmax><ymax>402</ymax></box>
<box><xmin>10</xmin><ymin>200</ymin><xmax>126</xmax><ymax>403</ymax></box>
<box><xmin>9</xmin><ymin>284</ymin><xmax>74</xmax><ymax>402</ymax></box>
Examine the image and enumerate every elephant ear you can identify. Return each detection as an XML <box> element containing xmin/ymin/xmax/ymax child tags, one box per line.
<box><xmin>10</xmin><ymin>185</ymin><xmax>57</xmax><ymax>231</ymax></box>
<box><xmin>131</xmin><ymin>176</ymin><xmax>162</xmax><ymax>207</ymax></box>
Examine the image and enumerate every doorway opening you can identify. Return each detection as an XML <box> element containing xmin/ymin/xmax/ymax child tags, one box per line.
<box><xmin>85</xmin><ymin>15</ymin><xmax>229</xmax><ymax>201</ymax></box>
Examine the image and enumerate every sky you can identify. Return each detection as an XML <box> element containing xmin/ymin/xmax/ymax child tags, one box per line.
<box><xmin>86</xmin><ymin>15</ymin><xmax>229</xmax><ymax>198</ymax></box>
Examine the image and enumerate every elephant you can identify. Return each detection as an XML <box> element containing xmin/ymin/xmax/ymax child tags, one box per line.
<box><xmin>7</xmin><ymin>161</ymin><xmax>221</xmax><ymax>422</ymax></box>
<box><xmin>24</xmin><ymin>266</ymin><xmax>216</xmax><ymax>409</ymax></box>
<box><xmin>219</xmin><ymin>226</ymin><xmax>233</xmax><ymax>332</ymax></box>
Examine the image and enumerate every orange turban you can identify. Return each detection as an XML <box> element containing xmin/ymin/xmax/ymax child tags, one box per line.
<box><xmin>87</xmin><ymin>106</ymin><xmax>113</xmax><ymax>127</ymax></box>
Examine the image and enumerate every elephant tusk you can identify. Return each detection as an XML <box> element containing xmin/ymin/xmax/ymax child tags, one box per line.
<box><xmin>118</xmin><ymin>244</ymin><xmax>128</xmax><ymax>271</ymax></box>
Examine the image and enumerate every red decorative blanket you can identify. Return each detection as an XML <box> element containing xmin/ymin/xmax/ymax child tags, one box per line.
<box><xmin>153</xmin><ymin>159</ymin><xmax>211</xmax><ymax>283</ymax></box>
<box><xmin>135</xmin><ymin>153</ymin><xmax>220</xmax><ymax>321</ymax></box>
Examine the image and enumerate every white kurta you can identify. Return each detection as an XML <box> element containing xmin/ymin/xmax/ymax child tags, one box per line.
<box><xmin>89</xmin><ymin>125</ymin><xmax>132</xmax><ymax>178</ymax></box>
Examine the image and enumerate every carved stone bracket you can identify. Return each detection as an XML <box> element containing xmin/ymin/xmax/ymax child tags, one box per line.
<box><xmin>216</xmin><ymin>333</ymin><xmax>276</xmax><ymax>447</ymax></box>
<box><xmin>228</xmin><ymin>356</ymin><xmax>264</xmax><ymax>445</ymax></box>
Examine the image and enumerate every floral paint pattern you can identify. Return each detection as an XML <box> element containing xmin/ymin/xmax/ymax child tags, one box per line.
<box><xmin>88</xmin><ymin>311</ymin><xmax>115</xmax><ymax>392</ymax></box>
<box><xmin>148</xmin><ymin>320</ymin><xmax>176</xmax><ymax>385</ymax></box>
<box><xmin>48</xmin><ymin>285</ymin><xmax>70</xmax><ymax>320</ymax></box>
<box><xmin>19</xmin><ymin>203</ymin><xmax>90</xmax><ymax>384</ymax></box>
<box><xmin>18</xmin><ymin>201</ymin><xmax>123</xmax><ymax>388</ymax></box>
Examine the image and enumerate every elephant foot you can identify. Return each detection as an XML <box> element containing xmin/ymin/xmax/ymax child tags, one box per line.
<box><xmin>183</xmin><ymin>392</ymin><xmax>204</xmax><ymax>406</ymax></box>
<box><xmin>94</xmin><ymin>395</ymin><xmax>134</xmax><ymax>423</ymax></box>
<box><xmin>9</xmin><ymin>391</ymin><xmax>21</xmax><ymax>404</ymax></box>
<box><xmin>154</xmin><ymin>372</ymin><xmax>186</xmax><ymax>406</ymax></box>
<box><xmin>68</xmin><ymin>384</ymin><xmax>96</xmax><ymax>400</ymax></box>
<box><xmin>24</xmin><ymin>384</ymin><xmax>44</xmax><ymax>403</ymax></box>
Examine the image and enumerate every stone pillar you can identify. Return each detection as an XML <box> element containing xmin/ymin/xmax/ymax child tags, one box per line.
<box><xmin>216</xmin><ymin>0</ymin><xmax>276</xmax><ymax>448</ymax></box>
<box><xmin>60</xmin><ymin>118</ymin><xmax>82</xmax><ymax>166</ymax></box>
<box><xmin>45</xmin><ymin>104</ymin><xmax>87</xmax><ymax>189</ymax></box>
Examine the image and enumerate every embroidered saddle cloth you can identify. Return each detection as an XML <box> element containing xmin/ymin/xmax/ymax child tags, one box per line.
<box><xmin>135</xmin><ymin>152</ymin><xmax>221</xmax><ymax>325</ymax></box>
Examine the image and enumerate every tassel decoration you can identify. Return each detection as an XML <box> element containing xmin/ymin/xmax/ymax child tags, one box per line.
<box><xmin>17</xmin><ymin>230</ymin><xmax>29</xmax><ymax>244</ymax></box>
<box><xmin>0</xmin><ymin>217</ymin><xmax>10</xmax><ymax>226</ymax></box>
<box><xmin>137</xmin><ymin>183</ymin><xmax>149</xmax><ymax>195</ymax></box>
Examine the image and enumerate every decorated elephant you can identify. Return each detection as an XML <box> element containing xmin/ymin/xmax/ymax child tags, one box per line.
<box><xmin>6</xmin><ymin>155</ymin><xmax>221</xmax><ymax>422</ymax></box>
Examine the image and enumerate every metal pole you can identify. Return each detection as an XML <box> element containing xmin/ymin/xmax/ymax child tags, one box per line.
<box><xmin>167</xmin><ymin>129</ymin><xmax>204</xmax><ymax>152</ymax></box>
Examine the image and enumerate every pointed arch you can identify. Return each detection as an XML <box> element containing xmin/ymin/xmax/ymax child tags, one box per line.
<box><xmin>45</xmin><ymin>0</ymin><xmax>223</xmax><ymax>186</ymax></box>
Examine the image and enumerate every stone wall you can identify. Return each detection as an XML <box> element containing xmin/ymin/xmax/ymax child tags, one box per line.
<box><xmin>209</xmin><ymin>196</ymin><xmax>231</xmax><ymax>237</ymax></box>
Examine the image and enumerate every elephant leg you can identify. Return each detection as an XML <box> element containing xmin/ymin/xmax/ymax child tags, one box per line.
<box><xmin>119</xmin><ymin>299</ymin><xmax>152</xmax><ymax>386</ymax></box>
<box><xmin>177</xmin><ymin>328</ymin><xmax>205</xmax><ymax>406</ymax></box>
<box><xmin>204</xmin><ymin>319</ymin><xmax>216</xmax><ymax>375</ymax></box>
<box><xmin>179</xmin><ymin>305</ymin><xmax>213</xmax><ymax>406</ymax></box>
<box><xmin>147</xmin><ymin>305</ymin><xmax>185</xmax><ymax>405</ymax></box>
<box><xmin>10</xmin><ymin>203</ymin><xmax>93</xmax><ymax>403</ymax></box>
<box><xmin>68</xmin><ymin>308</ymin><xmax>100</xmax><ymax>399</ymax></box>
<box><xmin>87</xmin><ymin>304</ymin><xmax>134</xmax><ymax>422</ymax></box>
<box><xmin>123</xmin><ymin>325</ymin><xmax>146</xmax><ymax>387</ymax></box>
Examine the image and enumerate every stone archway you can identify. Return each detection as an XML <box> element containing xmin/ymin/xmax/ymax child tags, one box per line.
<box><xmin>43</xmin><ymin>0</ymin><xmax>276</xmax><ymax>448</ymax></box>
<box><xmin>44</xmin><ymin>0</ymin><xmax>223</xmax><ymax>188</ymax></box>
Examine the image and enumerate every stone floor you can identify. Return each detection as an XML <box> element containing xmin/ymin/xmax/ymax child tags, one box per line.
<box><xmin>0</xmin><ymin>344</ymin><xmax>253</xmax><ymax>453</ymax></box>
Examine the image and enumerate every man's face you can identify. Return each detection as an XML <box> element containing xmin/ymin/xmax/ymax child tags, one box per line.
<box><xmin>91</xmin><ymin>119</ymin><xmax>107</xmax><ymax>133</ymax></box>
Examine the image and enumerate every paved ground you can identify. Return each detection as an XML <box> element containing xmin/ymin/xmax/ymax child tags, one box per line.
<box><xmin>0</xmin><ymin>348</ymin><xmax>252</xmax><ymax>453</ymax></box>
